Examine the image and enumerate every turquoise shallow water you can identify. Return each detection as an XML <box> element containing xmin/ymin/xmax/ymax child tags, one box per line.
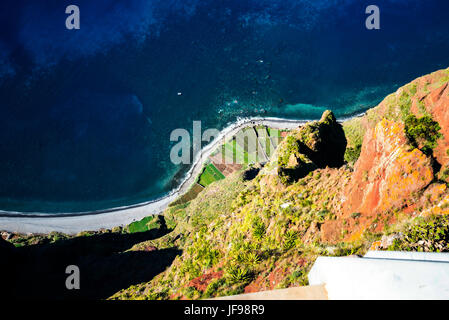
<box><xmin>1</xmin><ymin>0</ymin><xmax>449</xmax><ymax>213</ymax></box>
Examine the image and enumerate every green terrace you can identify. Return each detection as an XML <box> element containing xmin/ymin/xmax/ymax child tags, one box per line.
<box><xmin>197</xmin><ymin>125</ymin><xmax>286</xmax><ymax>187</ymax></box>
<box><xmin>169</xmin><ymin>125</ymin><xmax>287</xmax><ymax>209</ymax></box>
<box><xmin>212</xmin><ymin>125</ymin><xmax>283</xmax><ymax>167</ymax></box>
<box><xmin>198</xmin><ymin>163</ymin><xmax>226</xmax><ymax>187</ymax></box>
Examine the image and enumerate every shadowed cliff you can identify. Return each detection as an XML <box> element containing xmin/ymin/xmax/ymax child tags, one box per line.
<box><xmin>4</xmin><ymin>226</ymin><xmax>181</xmax><ymax>300</ymax></box>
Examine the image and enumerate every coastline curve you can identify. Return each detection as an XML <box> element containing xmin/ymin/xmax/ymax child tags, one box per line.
<box><xmin>0</xmin><ymin>115</ymin><xmax>362</xmax><ymax>234</ymax></box>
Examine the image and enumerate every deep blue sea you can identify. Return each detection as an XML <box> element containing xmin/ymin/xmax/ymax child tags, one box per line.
<box><xmin>1</xmin><ymin>0</ymin><xmax>449</xmax><ymax>213</ymax></box>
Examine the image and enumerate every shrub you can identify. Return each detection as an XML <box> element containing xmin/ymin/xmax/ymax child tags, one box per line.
<box><xmin>316</xmin><ymin>209</ymin><xmax>330</xmax><ymax>222</ymax></box>
<box><xmin>225</xmin><ymin>265</ymin><xmax>254</xmax><ymax>285</ymax></box>
<box><xmin>203</xmin><ymin>278</ymin><xmax>226</xmax><ymax>298</ymax></box>
<box><xmin>399</xmin><ymin>90</ymin><xmax>412</xmax><ymax>118</ymax></box>
<box><xmin>404</xmin><ymin>115</ymin><xmax>442</xmax><ymax>155</ymax></box>
<box><xmin>289</xmin><ymin>268</ymin><xmax>309</xmax><ymax>286</ymax></box>
<box><xmin>146</xmin><ymin>288</ymin><xmax>170</xmax><ymax>300</ymax></box>
<box><xmin>283</xmin><ymin>230</ymin><xmax>299</xmax><ymax>251</ymax></box>
<box><xmin>351</xmin><ymin>212</ymin><xmax>361</xmax><ymax>219</ymax></box>
<box><xmin>387</xmin><ymin>215</ymin><xmax>449</xmax><ymax>252</ymax></box>
<box><xmin>252</xmin><ymin>217</ymin><xmax>266</xmax><ymax>240</ymax></box>
<box><xmin>440</xmin><ymin>167</ymin><xmax>449</xmax><ymax>181</ymax></box>
<box><xmin>184</xmin><ymin>286</ymin><xmax>201</xmax><ymax>299</ymax></box>
<box><xmin>279</xmin><ymin>136</ymin><xmax>300</xmax><ymax>167</ymax></box>
<box><xmin>344</xmin><ymin>144</ymin><xmax>362</xmax><ymax>164</ymax></box>
<box><xmin>236</xmin><ymin>251</ymin><xmax>261</xmax><ymax>268</ymax></box>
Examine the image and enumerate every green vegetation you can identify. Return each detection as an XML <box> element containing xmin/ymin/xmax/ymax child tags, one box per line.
<box><xmin>431</xmin><ymin>69</ymin><xmax>449</xmax><ymax>89</ymax></box>
<box><xmin>110</xmin><ymin>164</ymin><xmax>374</xmax><ymax>300</ymax></box>
<box><xmin>368</xmin><ymin>82</ymin><xmax>417</xmax><ymax>124</ymax></box>
<box><xmin>342</xmin><ymin>118</ymin><xmax>365</xmax><ymax>164</ymax></box>
<box><xmin>169</xmin><ymin>183</ymin><xmax>204</xmax><ymax>207</ymax></box>
<box><xmin>440</xmin><ymin>167</ymin><xmax>449</xmax><ymax>181</ymax></box>
<box><xmin>251</xmin><ymin>217</ymin><xmax>266</xmax><ymax>240</ymax></box>
<box><xmin>267</xmin><ymin>127</ymin><xmax>281</xmax><ymax>141</ymax></box>
<box><xmin>404</xmin><ymin>114</ymin><xmax>442</xmax><ymax>155</ymax></box>
<box><xmin>398</xmin><ymin>84</ymin><xmax>416</xmax><ymax>119</ymax></box>
<box><xmin>225</xmin><ymin>265</ymin><xmax>254</xmax><ymax>285</ymax></box>
<box><xmin>351</xmin><ymin>212</ymin><xmax>361</xmax><ymax>219</ymax></box>
<box><xmin>277</xmin><ymin>111</ymin><xmax>346</xmax><ymax>184</ymax></box>
<box><xmin>386</xmin><ymin>215</ymin><xmax>449</xmax><ymax>252</ymax></box>
<box><xmin>217</xmin><ymin>126</ymin><xmax>283</xmax><ymax>167</ymax></box>
<box><xmin>166</xmin><ymin>171</ymin><xmax>246</xmax><ymax>233</ymax></box>
<box><xmin>221</xmin><ymin>139</ymin><xmax>250</xmax><ymax>164</ymax></box>
<box><xmin>283</xmin><ymin>230</ymin><xmax>299</xmax><ymax>251</ymax></box>
<box><xmin>344</xmin><ymin>144</ymin><xmax>362</xmax><ymax>164</ymax></box>
<box><xmin>9</xmin><ymin>231</ymin><xmax>71</xmax><ymax>248</ymax></box>
<box><xmin>278</xmin><ymin>136</ymin><xmax>300</xmax><ymax>167</ymax></box>
<box><xmin>198</xmin><ymin>163</ymin><xmax>225</xmax><ymax>187</ymax></box>
<box><xmin>217</xmin><ymin>126</ymin><xmax>281</xmax><ymax>169</ymax></box>
<box><xmin>127</xmin><ymin>216</ymin><xmax>163</xmax><ymax>233</ymax></box>
<box><xmin>8</xmin><ymin>214</ymin><xmax>169</xmax><ymax>249</ymax></box>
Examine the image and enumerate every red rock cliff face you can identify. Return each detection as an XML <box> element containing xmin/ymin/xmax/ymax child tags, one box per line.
<box><xmin>344</xmin><ymin>119</ymin><xmax>433</xmax><ymax>215</ymax></box>
<box><xmin>322</xmin><ymin>68</ymin><xmax>449</xmax><ymax>243</ymax></box>
<box><xmin>341</xmin><ymin>119</ymin><xmax>433</xmax><ymax>236</ymax></box>
<box><xmin>321</xmin><ymin>119</ymin><xmax>434</xmax><ymax>243</ymax></box>
<box><xmin>387</xmin><ymin>69</ymin><xmax>449</xmax><ymax>171</ymax></box>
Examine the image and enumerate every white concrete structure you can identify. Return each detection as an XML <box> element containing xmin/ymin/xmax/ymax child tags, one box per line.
<box><xmin>364</xmin><ymin>250</ymin><xmax>449</xmax><ymax>262</ymax></box>
<box><xmin>308</xmin><ymin>251</ymin><xmax>449</xmax><ymax>299</ymax></box>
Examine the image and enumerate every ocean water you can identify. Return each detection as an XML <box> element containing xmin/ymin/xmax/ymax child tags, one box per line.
<box><xmin>1</xmin><ymin>0</ymin><xmax>449</xmax><ymax>213</ymax></box>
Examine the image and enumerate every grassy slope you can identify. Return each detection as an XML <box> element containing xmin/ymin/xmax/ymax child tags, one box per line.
<box><xmin>111</xmin><ymin>163</ymin><xmax>449</xmax><ymax>300</ymax></box>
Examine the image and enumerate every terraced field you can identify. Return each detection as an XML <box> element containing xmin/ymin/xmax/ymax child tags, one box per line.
<box><xmin>191</xmin><ymin>125</ymin><xmax>286</xmax><ymax>202</ymax></box>
<box><xmin>197</xmin><ymin>163</ymin><xmax>226</xmax><ymax>187</ymax></box>
<box><xmin>214</xmin><ymin>126</ymin><xmax>282</xmax><ymax>167</ymax></box>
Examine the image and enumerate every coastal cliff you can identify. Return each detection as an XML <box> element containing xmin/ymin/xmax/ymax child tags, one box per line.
<box><xmin>4</xmin><ymin>68</ymin><xmax>449</xmax><ymax>300</ymax></box>
<box><xmin>109</xmin><ymin>67</ymin><xmax>449</xmax><ymax>299</ymax></box>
